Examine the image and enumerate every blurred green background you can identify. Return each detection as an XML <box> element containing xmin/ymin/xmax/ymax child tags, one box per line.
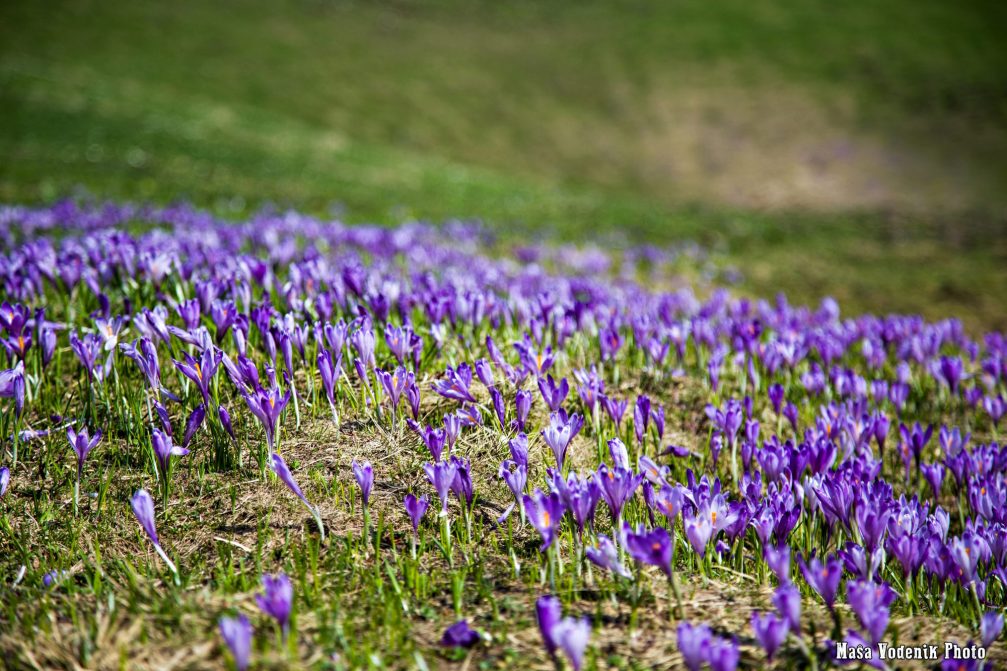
<box><xmin>1</xmin><ymin>0</ymin><xmax>1005</xmax><ymax>330</ymax></box>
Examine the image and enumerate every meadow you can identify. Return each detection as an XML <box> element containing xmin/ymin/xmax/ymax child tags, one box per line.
<box><xmin>1</xmin><ymin>1</ymin><xmax>1007</xmax><ymax>670</ymax></box>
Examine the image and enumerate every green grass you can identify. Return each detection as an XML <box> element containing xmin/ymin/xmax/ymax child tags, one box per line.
<box><xmin>1</xmin><ymin>0</ymin><xmax>1006</xmax><ymax>330</ymax></box>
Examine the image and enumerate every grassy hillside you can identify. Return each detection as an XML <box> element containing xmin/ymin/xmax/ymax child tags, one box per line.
<box><xmin>1</xmin><ymin>0</ymin><xmax>1005</xmax><ymax>328</ymax></box>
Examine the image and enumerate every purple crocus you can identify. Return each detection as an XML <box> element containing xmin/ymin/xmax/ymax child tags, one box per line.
<box><xmin>244</xmin><ymin>386</ymin><xmax>290</xmax><ymax>456</ymax></box>
<box><xmin>424</xmin><ymin>460</ymin><xmax>458</xmax><ymax>513</ymax></box>
<box><xmin>554</xmin><ymin>617</ymin><xmax>592</xmax><ymax>671</ymax></box>
<box><xmin>67</xmin><ymin>426</ymin><xmax>102</xmax><ymax>514</ymax></box>
<box><xmin>509</xmin><ymin>433</ymin><xmax>530</xmax><ymax>468</ymax></box>
<box><xmin>846</xmin><ymin>579</ymin><xmax>896</xmax><ymax>645</ymax></box>
<box><xmin>585</xmin><ymin>535</ymin><xmax>632</xmax><ymax>579</ymax></box>
<box><xmin>708</xmin><ymin>636</ymin><xmax>740</xmax><ymax>671</ymax></box>
<box><xmin>152</xmin><ymin>428</ymin><xmax>189</xmax><ymax>480</ymax></box>
<box><xmin>130</xmin><ymin>489</ymin><xmax>177</xmax><ymax>574</ymax></box>
<box><xmin>403</xmin><ymin>493</ymin><xmax>429</xmax><ymax>535</ymax></box>
<box><xmin>538</xmin><ymin>374</ymin><xmax>570</xmax><ymax>412</ymax></box>
<box><xmin>0</xmin><ymin>361</ymin><xmax>26</xmax><ymax>417</ymax></box>
<box><xmin>499</xmin><ymin>460</ymin><xmax>527</xmax><ymax>509</ymax></box>
<box><xmin>432</xmin><ymin>363</ymin><xmax>477</xmax><ymax>403</ymax></box>
<box><xmin>622</xmin><ymin>524</ymin><xmax>674</xmax><ymax>578</ymax></box>
<box><xmin>182</xmin><ymin>403</ymin><xmax>206</xmax><ymax>449</ymax></box>
<box><xmin>751</xmin><ymin>611</ymin><xmax>789</xmax><ymax>661</ymax></box>
<box><xmin>523</xmin><ymin>489</ymin><xmax>565</xmax><ymax>551</ymax></box>
<box><xmin>764</xmin><ymin>544</ymin><xmax>791</xmax><ymax>583</ymax></box>
<box><xmin>608</xmin><ymin>437</ymin><xmax>631</xmax><ymax>470</ymax></box>
<box><xmin>317</xmin><ymin>349</ymin><xmax>342</xmax><ymax>426</ymax></box>
<box><xmin>537</xmin><ymin>595</ymin><xmax>562</xmax><ymax>656</ymax></box>
<box><xmin>173</xmin><ymin>347</ymin><xmax>221</xmax><ymax>405</ymax></box>
<box><xmin>512</xmin><ymin>389</ymin><xmax>532</xmax><ymax>432</ymax></box>
<box><xmin>0</xmin><ymin>466</ymin><xmax>9</xmax><ymax>498</ymax></box>
<box><xmin>67</xmin><ymin>426</ymin><xmax>102</xmax><ymax>481</ymax></box>
<box><xmin>352</xmin><ymin>460</ymin><xmax>374</xmax><ymax>507</ymax></box>
<box><xmin>596</xmin><ymin>464</ymin><xmax>642</xmax><ymax>523</ymax></box>
<box><xmin>799</xmin><ymin>554</ymin><xmax>842</xmax><ymax>608</ymax></box>
<box><xmin>981</xmin><ymin>611</ymin><xmax>1003</xmax><ymax>648</ymax></box>
<box><xmin>219</xmin><ymin>614</ymin><xmax>253</xmax><ymax>671</ymax></box>
<box><xmin>271</xmin><ymin>453</ymin><xmax>325</xmax><ymax>540</ymax></box>
<box><xmin>772</xmin><ymin>583</ymin><xmax>802</xmax><ymax>635</ymax></box>
<box><xmin>256</xmin><ymin>573</ymin><xmax>294</xmax><ymax>636</ymax></box>
<box><xmin>677</xmin><ymin>621</ymin><xmax>711</xmax><ymax>671</ymax></box>
<box><xmin>537</xmin><ymin>595</ymin><xmax>590</xmax><ymax>671</ymax></box>
<box><xmin>541</xmin><ymin>411</ymin><xmax>584</xmax><ymax>470</ymax></box>
<box><xmin>218</xmin><ymin>405</ymin><xmax>236</xmax><ymax>441</ymax></box>
<box><xmin>440</xmin><ymin>620</ymin><xmax>481</xmax><ymax>648</ymax></box>
<box><xmin>684</xmin><ymin>509</ymin><xmax>714</xmax><ymax>558</ymax></box>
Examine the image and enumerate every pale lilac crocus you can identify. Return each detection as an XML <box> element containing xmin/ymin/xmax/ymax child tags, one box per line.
<box><xmin>404</xmin><ymin>493</ymin><xmax>429</xmax><ymax>535</ymax></box>
<box><xmin>130</xmin><ymin>488</ymin><xmax>177</xmax><ymax>575</ymax></box>
<box><xmin>67</xmin><ymin>425</ymin><xmax>102</xmax><ymax>514</ymax></box>
<box><xmin>271</xmin><ymin>453</ymin><xmax>325</xmax><ymax>540</ymax></box>
<box><xmin>352</xmin><ymin>460</ymin><xmax>374</xmax><ymax>507</ymax></box>
<box><xmin>219</xmin><ymin>614</ymin><xmax>253</xmax><ymax>671</ymax></box>
<box><xmin>585</xmin><ymin>535</ymin><xmax>632</xmax><ymax>579</ymax></box>
<box><xmin>256</xmin><ymin>573</ymin><xmax>294</xmax><ymax>637</ymax></box>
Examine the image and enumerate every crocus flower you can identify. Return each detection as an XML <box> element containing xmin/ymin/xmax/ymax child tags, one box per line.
<box><xmin>538</xmin><ymin>374</ymin><xmax>569</xmax><ymax>412</ymax></box>
<box><xmin>981</xmin><ymin>611</ymin><xmax>1004</xmax><ymax>648</ymax></box>
<box><xmin>523</xmin><ymin>489</ymin><xmax>565</xmax><ymax>551</ymax></box>
<box><xmin>553</xmin><ymin>616</ymin><xmax>591</xmax><ymax>671</ymax></box>
<box><xmin>0</xmin><ymin>361</ymin><xmax>25</xmax><ymax>417</ymax></box>
<box><xmin>684</xmin><ymin>509</ymin><xmax>714</xmax><ymax>558</ymax></box>
<box><xmin>432</xmin><ymin>363</ymin><xmax>477</xmax><ymax>403</ymax></box>
<box><xmin>256</xmin><ymin>573</ymin><xmax>294</xmax><ymax>636</ymax></box>
<box><xmin>424</xmin><ymin>460</ymin><xmax>458</xmax><ymax>513</ymax></box>
<box><xmin>622</xmin><ymin>524</ymin><xmax>674</xmax><ymax>578</ymax></box>
<box><xmin>130</xmin><ymin>489</ymin><xmax>177</xmax><ymax>575</ymax></box>
<box><xmin>541</xmin><ymin>411</ymin><xmax>584</xmax><ymax>470</ymax></box>
<box><xmin>708</xmin><ymin>636</ymin><xmax>740</xmax><ymax>671</ymax></box>
<box><xmin>751</xmin><ymin>611</ymin><xmax>789</xmax><ymax>661</ymax></box>
<box><xmin>409</xmin><ymin>421</ymin><xmax>447</xmax><ymax>461</ymax></box>
<box><xmin>537</xmin><ymin>595</ymin><xmax>590</xmax><ymax>671</ymax></box>
<box><xmin>537</xmin><ymin>595</ymin><xmax>562</xmax><ymax>656</ymax></box>
<box><xmin>596</xmin><ymin>465</ymin><xmax>642</xmax><ymax>523</ymax></box>
<box><xmin>0</xmin><ymin>466</ymin><xmax>9</xmax><ymax>498</ymax></box>
<box><xmin>67</xmin><ymin>426</ymin><xmax>102</xmax><ymax>481</ymax></box>
<box><xmin>799</xmin><ymin>554</ymin><xmax>842</xmax><ymax>608</ymax></box>
<box><xmin>152</xmin><ymin>428</ymin><xmax>189</xmax><ymax>480</ymax></box>
<box><xmin>499</xmin><ymin>460</ymin><xmax>527</xmax><ymax>508</ymax></box>
<box><xmin>764</xmin><ymin>544</ymin><xmax>791</xmax><ymax>583</ymax></box>
<box><xmin>846</xmin><ymin>579</ymin><xmax>896</xmax><ymax>645</ymax></box>
<box><xmin>173</xmin><ymin>347</ymin><xmax>221</xmax><ymax>405</ymax></box>
<box><xmin>218</xmin><ymin>406</ymin><xmax>235</xmax><ymax>441</ymax></box>
<box><xmin>403</xmin><ymin>493</ymin><xmax>429</xmax><ymax>535</ymax></box>
<box><xmin>271</xmin><ymin>453</ymin><xmax>324</xmax><ymax>540</ymax></box>
<box><xmin>244</xmin><ymin>386</ymin><xmax>290</xmax><ymax>455</ymax></box>
<box><xmin>182</xmin><ymin>404</ymin><xmax>206</xmax><ymax>449</ymax></box>
<box><xmin>508</xmin><ymin>433</ymin><xmax>529</xmax><ymax>468</ymax></box>
<box><xmin>67</xmin><ymin>426</ymin><xmax>102</xmax><ymax>514</ymax></box>
<box><xmin>450</xmin><ymin>456</ymin><xmax>475</xmax><ymax>507</ymax></box>
<box><xmin>377</xmin><ymin>367</ymin><xmax>411</xmax><ymax>412</ymax></box>
<box><xmin>352</xmin><ymin>460</ymin><xmax>374</xmax><ymax>507</ymax></box>
<box><xmin>585</xmin><ymin>535</ymin><xmax>632</xmax><ymax>579</ymax></box>
<box><xmin>440</xmin><ymin>620</ymin><xmax>481</xmax><ymax>648</ymax></box>
<box><xmin>512</xmin><ymin>390</ymin><xmax>532</xmax><ymax>432</ymax></box>
<box><xmin>317</xmin><ymin>349</ymin><xmax>342</xmax><ymax>425</ymax></box>
<box><xmin>772</xmin><ymin>583</ymin><xmax>802</xmax><ymax>636</ymax></box>
<box><xmin>219</xmin><ymin>614</ymin><xmax>253</xmax><ymax>671</ymax></box>
<box><xmin>677</xmin><ymin>621</ymin><xmax>711</xmax><ymax>671</ymax></box>
<box><xmin>608</xmin><ymin>437</ymin><xmax>631</xmax><ymax>470</ymax></box>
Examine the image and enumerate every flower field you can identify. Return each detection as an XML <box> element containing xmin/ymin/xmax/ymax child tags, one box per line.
<box><xmin>0</xmin><ymin>200</ymin><xmax>1004</xmax><ymax>669</ymax></box>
